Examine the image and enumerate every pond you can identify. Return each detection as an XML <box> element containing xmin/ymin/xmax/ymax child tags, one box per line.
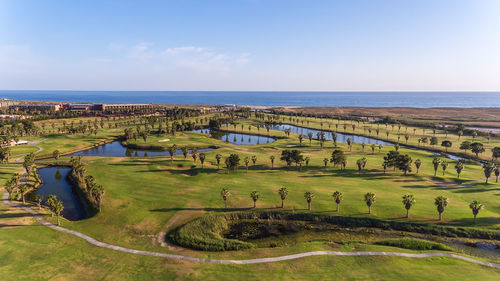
<box><xmin>35</xmin><ymin>167</ymin><xmax>88</xmax><ymax>221</ymax></box>
<box><xmin>270</xmin><ymin>124</ymin><xmax>392</xmax><ymax>145</ymax></box>
<box><xmin>68</xmin><ymin>141</ymin><xmax>213</xmax><ymax>157</ymax></box>
<box><xmin>191</xmin><ymin>129</ymin><xmax>275</xmax><ymax>145</ymax></box>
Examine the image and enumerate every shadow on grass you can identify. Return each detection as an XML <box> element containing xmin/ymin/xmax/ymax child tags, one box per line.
<box><xmin>0</xmin><ymin>212</ymin><xmax>37</xmax><ymax>219</ymax></box>
<box><xmin>449</xmin><ymin>217</ymin><xmax>500</xmax><ymax>227</ymax></box>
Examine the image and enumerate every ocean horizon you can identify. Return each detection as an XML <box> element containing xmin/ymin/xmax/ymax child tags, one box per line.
<box><xmin>1</xmin><ymin>90</ymin><xmax>499</xmax><ymax>108</ymax></box>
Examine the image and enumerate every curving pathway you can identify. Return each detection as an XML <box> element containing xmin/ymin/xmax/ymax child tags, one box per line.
<box><xmin>2</xmin><ymin>192</ymin><xmax>500</xmax><ymax>268</ymax></box>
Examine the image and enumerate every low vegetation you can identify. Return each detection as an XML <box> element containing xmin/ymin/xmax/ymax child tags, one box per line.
<box><xmin>375</xmin><ymin>238</ymin><xmax>452</xmax><ymax>251</ymax></box>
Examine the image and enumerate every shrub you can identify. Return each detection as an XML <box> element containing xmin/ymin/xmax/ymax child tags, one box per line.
<box><xmin>375</xmin><ymin>238</ymin><xmax>452</xmax><ymax>251</ymax></box>
<box><xmin>170</xmin><ymin>211</ymin><xmax>500</xmax><ymax>251</ymax></box>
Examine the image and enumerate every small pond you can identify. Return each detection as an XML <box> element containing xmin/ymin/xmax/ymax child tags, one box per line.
<box><xmin>192</xmin><ymin>129</ymin><xmax>275</xmax><ymax>145</ymax></box>
<box><xmin>270</xmin><ymin>124</ymin><xmax>392</xmax><ymax>145</ymax></box>
<box><xmin>35</xmin><ymin>167</ymin><xmax>88</xmax><ymax>221</ymax></box>
<box><xmin>68</xmin><ymin>141</ymin><xmax>213</xmax><ymax>157</ymax></box>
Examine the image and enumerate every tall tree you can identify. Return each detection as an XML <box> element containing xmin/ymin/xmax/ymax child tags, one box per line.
<box><xmin>460</xmin><ymin>141</ymin><xmax>471</xmax><ymax>154</ymax></box>
<box><xmin>251</xmin><ymin>155</ymin><xmax>257</xmax><ymax>166</ymax></box>
<box><xmin>470</xmin><ymin>142</ymin><xmax>485</xmax><ymax>158</ymax></box>
<box><xmin>250</xmin><ymin>191</ymin><xmax>259</xmax><ymax>208</ymax></box>
<box><xmin>441</xmin><ymin>161</ymin><xmax>448</xmax><ymax>176</ymax></box>
<box><xmin>483</xmin><ymin>162</ymin><xmax>495</xmax><ymax>183</ymax></box>
<box><xmin>441</xmin><ymin>140</ymin><xmax>452</xmax><ymax>152</ymax></box>
<box><xmin>307</xmin><ymin>132</ymin><xmax>313</xmax><ymax>145</ymax></box>
<box><xmin>332</xmin><ymin>191</ymin><xmax>343</xmax><ymax>212</ymax></box>
<box><xmin>364</xmin><ymin>192</ymin><xmax>376</xmax><ymax>214</ymax></box>
<box><xmin>34</xmin><ymin>195</ymin><xmax>43</xmax><ymax>209</ymax></box>
<box><xmin>52</xmin><ymin>198</ymin><xmax>64</xmax><ymax>226</ymax></box>
<box><xmin>434</xmin><ymin>196</ymin><xmax>449</xmax><ymax>221</ymax></box>
<box><xmin>330</xmin><ymin>149</ymin><xmax>346</xmax><ymax>169</ymax></box>
<box><xmin>356</xmin><ymin>157</ymin><xmax>367</xmax><ymax>174</ymax></box>
<box><xmin>278</xmin><ymin>187</ymin><xmax>288</xmax><ymax>208</ymax></box>
<box><xmin>215</xmin><ymin>154</ymin><xmax>222</xmax><ymax>169</ymax></box>
<box><xmin>346</xmin><ymin>138</ymin><xmax>352</xmax><ymax>151</ymax></box>
<box><xmin>53</xmin><ymin>150</ymin><xmax>61</xmax><ymax>160</ymax></box>
<box><xmin>181</xmin><ymin>146</ymin><xmax>189</xmax><ymax>159</ymax></box>
<box><xmin>304</xmin><ymin>192</ymin><xmax>315</xmax><ymax>211</ymax></box>
<box><xmin>469</xmin><ymin>200</ymin><xmax>484</xmax><ymax>225</ymax></box>
<box><xmin>432</xmin><ymin>157</ymin><xmax>441</xmax><ymax>176</ymax></box>
<box><xmin>455</xmin><ymin>161</ymin><xmax>464</xmax><ymax>178</ymax></box>
<box><xmin>199</xmin><ymin>153</ymin><xmax>206</xmax><ymax>168</ymax></box>
<box><xmin>402</xmin><ymin>194</ymin><xmax>416</xmax><ymax>218</ymax></box>
<box><xmin>220</xmin><ymin>188</ymin><xmax>230</xmax><ymax>208</ymax></box>
<box><xmin>167</xmin><ymin>144</ymin><xmax>178</xmax><ymax>162</ymax></box>
<box><xmin>414</xmin><ymin>159</ymin><xmax>422</xmax><ymax>174</ymax></box>
<box><xmin>492</xmin><ymin>147</ymin><xmax>500</xmax><ymax>161</ymax></box>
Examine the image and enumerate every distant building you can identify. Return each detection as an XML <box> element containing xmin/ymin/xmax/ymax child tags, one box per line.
<box><xmin>63</xmin><ymin>104</ymin><xmax>93</xmax><ymax>111</ymax></box>
<box><xmin>95</xmin><ymin>103</ymin><xmax>153</xmax><ymax>111</ymax></box>
<box><xmin>9</xmin><ymin>103</ymin><xmax>61</xmax><ymax>111</ymax></box>
<box><xmin>0</xmin><ymin>99</ymin><xmax>17</xmax><ymax>108</ymax></box>
<box><xmin>9</xmin><ymin>140</ymin><xmax>28</xmax><ymax>146</ymax></box>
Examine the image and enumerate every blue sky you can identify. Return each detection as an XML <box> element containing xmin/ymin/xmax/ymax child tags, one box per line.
<box><xmin>1</xmin><ymin>0</ymin><xmax>500</xmax><ymax>91</ymax></box>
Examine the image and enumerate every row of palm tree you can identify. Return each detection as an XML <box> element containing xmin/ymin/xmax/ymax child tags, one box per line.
<box><xmin>219</xmin><ymin>188</ymin><xmax>485</xmax><ymax>224</ymax></box>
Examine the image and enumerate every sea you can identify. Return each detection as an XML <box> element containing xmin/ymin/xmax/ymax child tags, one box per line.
<box><xmin>0</xmin><ymin>91</ymin><xmax>499</xmax><ymax>108</ymax></box>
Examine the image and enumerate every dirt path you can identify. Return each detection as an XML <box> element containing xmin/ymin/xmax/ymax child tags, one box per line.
<box><xmin>2</xmin><ymin>193</ymin><xmax>500</xmax><ymax>268</ymax></box>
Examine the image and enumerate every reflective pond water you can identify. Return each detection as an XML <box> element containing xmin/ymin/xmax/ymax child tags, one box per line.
<box><xmin>192</xmin><ymin>129</ymin><xmax>275</xmax><ymax>145</ymax></box>
<box><xmin>69</xmin><ymin>141</ymin><xmax>213</xmax><ymax>157</ymax></box>
<box><xmin>269</xmin><ymin>124</ymin><xmax>392</xmax><ymax>145</ymax></box>
<box><xmin>36</xmin><ymin>167</ymin><xmax>88</xmax><ymax>221</ymax></box>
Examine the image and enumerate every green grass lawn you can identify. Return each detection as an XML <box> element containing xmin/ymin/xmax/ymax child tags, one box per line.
<box><xmin>1</xmin><ymin>113</ymin><xmax>500</xmax><ymax>280</ymax></box>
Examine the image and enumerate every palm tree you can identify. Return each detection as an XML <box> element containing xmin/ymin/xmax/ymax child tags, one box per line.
<box><xmin>215</xmin><ymin>154</ymin><xmax>222</xmax><ymax>169</ymax></box>
<box><xmin>52</xmin><ymin>199</ymin><xmax>64</xmax><ymax>226</ymax></box>
<box><xmin>270</xmin><ymin>155</ymin><xmax>275</xmax><ymax>169</ymax></box>
<box><xmin>432</xmin><ymin>157</ymin><xmax>441</xmax><ymax>176</ymax></box>
<box><xmin>441</xmin><ymin>161</ymin><xmax>448</xmax><ymax>176</ymax></box>
<box><xmin>332</xmin><ymin>191</ymin><xmax>343</xmax><ymax>212</ymax></box>
<box><xmin>298</xmin><ymin>134</ymin><xmax>304</xmax><ymax>146</ymax></box>
<box><xmin>402</xmin><ymin>194</ymin><xmax>416</xmax><ymax>218</ymax></box>
<box><xmin>34</xmin><ymin>195</ymin><xmax>43</xmax><ymax>209</ymax></box>
<box><xmin>244</xmin><ymin>157</ymin><xmax>250</xmax><ymax>171</ymax></box>
<box><xmin>356</xmin><ymin>157</ymin><xmax>367</xmax><ymax>174</ymax></box>
<box><xmin>483</xmin><ymin>163</ymin><xmax>495</xmax><ymax>183</ymax></box>
<box><xmin>364</xmin><ymin>192</ymin><xmax>376</xmax><ymax>214</ymax></box>
<box><xmin>250</xmin><ymin>191</ymin><xmax>259</xmax><ymax>208</ymax></box>
<box><xmin>434</xmin><ymin>196</ymin><xmax>449</xmax><ymax>221</ymax></box>
<box><xmin>181</xmin><ymin>146</ymin><xmax>189</xmax><ymax>159</ymax></box>
<box><xmin>199</xmin><ymin>153</ymin><xmax>206</xmax><ymax>168</ymax></box>
<box><xmin>304</xmin><ymin>192</ymin><xmax>315</xmax><ymax>211</ymax></box>
<box><xmin>414</xmin><ymin>159</ymin><xmax>422</xmax><ymax>174</ymax></box>
<box><xmin>220</xmin><ymin>188</ymin><xmax>230</xmax><ymax>208</ymax></box>
<box><xmin>469</xmin><ymin>201</ymin><xmax>484</xmax><ymax>224</ymax></box>
<box><xmin>167</xmin><ymin>144</ymin><xmax>177</xmax><ymax>162</ymax></box>
<box><xmin>18</xmin><ymin>184</ymin><xmax>29</xmax><ymax>204</ymax></box>
<box><xmin>455</xmin><ymin>161</ymin><xmax>464</xmax><ymax>178</ymax></box>
<box><xmin>53</xmin><ymin>150</ymin><xmax>60</xmax><ymax>160</ymax></box>
<box><xmin>307</xmin><ymin>132</ymin><xmax>313</xmax><ymax>145</ymax></box>
<box><xmin>251</xmin><ymin>155</ymin><xmax>257</xmax><ymax>166</ymax></box>
<box><xmin>305</xmin><ymin>157</ymin><xmax>310</xmax><ymax>167</ymax></box>
<box><xmin>278</xmin><ymin>187</ymin><xmax>288</xmax><ymax>208</ymax></box>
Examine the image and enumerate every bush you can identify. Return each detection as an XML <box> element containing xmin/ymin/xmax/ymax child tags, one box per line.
<box><xmin>375</xmin><ymin>238</ymin><xmax>452</xmax><ymax>251</ymax></box>
<box><xmin>168</xmin><ymin>215</ymin><xmax>253</xmax><ymax>251</ymax></box>
<box><xmin>170</xmin><ymin>211</ymin><xmax>500</xmax><ymax>251</ymax></box>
